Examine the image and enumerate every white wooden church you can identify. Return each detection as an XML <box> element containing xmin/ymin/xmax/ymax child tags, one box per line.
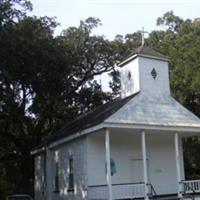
<box><xmin>32</xmin><ymin>45</ymin><xmax>200</xmax><ymax>200</ymax></box>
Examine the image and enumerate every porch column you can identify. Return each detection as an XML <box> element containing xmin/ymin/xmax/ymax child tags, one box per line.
<box><xmin>141</xmin><ymin>130</ymin><xmax>149</xmax><ymax>200</ymax></box>
<box><xmin>174</xmin><ymin>133</ymin><xmax>183</xmax><ymax>198</ymax></box>
<box><xmin>46</xmin><ymin>147</ymin><xmax>53</xmax><ymax>200</ymax></box>
<box><xmin>105</xmin><ymin>128</ymin><xmax>113</xmax><ymax>200</ymax></box>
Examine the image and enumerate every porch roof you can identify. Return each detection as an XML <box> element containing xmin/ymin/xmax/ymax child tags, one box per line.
<box><xmin>105</xmin><ymin>93</ymin><xmax>200</xmax><ymax>128</ymax></box>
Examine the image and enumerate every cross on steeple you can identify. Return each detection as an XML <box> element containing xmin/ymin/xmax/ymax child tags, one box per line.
<box><xmin>140</xmin><ymin>27</ymin><xmax>148</xmax><ymax>46</ymax></box>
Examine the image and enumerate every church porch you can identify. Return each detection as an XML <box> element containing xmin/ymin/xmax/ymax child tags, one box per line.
<box><xmin>86</xmin><ymin>127</ymin><xmax>200</xmax><ymax>200</ymax></box>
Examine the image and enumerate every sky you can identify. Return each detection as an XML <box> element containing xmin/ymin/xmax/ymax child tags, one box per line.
<box><xmin>29</xmin><ymin>0</ymin><xmax>200</xmax><ymax>91</ymax></box>
<box><xmin>30</xmin><ymin>0</ymin><xmax>200</xmax><ymax>40</ymax></box>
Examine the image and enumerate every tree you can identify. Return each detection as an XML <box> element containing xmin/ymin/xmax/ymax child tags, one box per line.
<box><xmin>0</xmin><ymin>2</ymin><xmax>116</xmax><ymax>198</ymax></box>
<box><xmin>0</xmin><ymin>14</ymin><xmax>59</xmax><ymax>198</ymax></box>
<box><xmin>157</xmin><ymin>11</ymin><xmax>183</xmax><ymax>32</ymax></box>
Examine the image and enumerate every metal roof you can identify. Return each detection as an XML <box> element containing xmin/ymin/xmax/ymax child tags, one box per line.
<box><xmin>106</xmin><ymin>93</ymin><xmax>200</xmax><ymax>128</ymax></box>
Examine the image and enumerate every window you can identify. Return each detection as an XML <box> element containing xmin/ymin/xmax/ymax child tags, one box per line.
<box><xmin>68</xmin><ymin>156</ymin><xmax>74</xmax><ymax>192</ymax></box>
<box><xmin>151</xmin><ymin>68</ymin><xmax>157</xmax><ymax>79</ymax></box>
<box><xmin>54</xmin><ymin>161</ymin><xmax>59</xmax><ymax>193</ymax></box>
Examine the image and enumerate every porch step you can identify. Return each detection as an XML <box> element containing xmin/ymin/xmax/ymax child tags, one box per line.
<box><xmin>119</xmin><ymin>194</ymin><xmax>200</xmax><ymax>200</ymax></box>
<box><xmin>148</xmin><ymin>194</ymin><xmax>178</xmax><ymax>200</ymax></box>
<box><xmin>150</xmin><ymin>196</ymin><xmax>179</xmax><ymax>200</ymax></box>
<box><xmin>149</xmin><ymin>195</ymin><xmax>197</xmax><ymax>200</ymax></box>
<box><xmin>149</xmin><ymin>195</ymin><xmax>195</xmax><ymax>200</ymax></box>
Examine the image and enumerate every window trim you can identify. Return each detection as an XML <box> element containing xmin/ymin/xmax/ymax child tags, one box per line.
<box><xmin>54</xmin><ymin>161</ymin><xmax>60</xmax><ymax>193</ymax></box>
<box><xmin>67</xmin><ymin>156</ymin><xmax>74</xmax><ymax>192</ymax></box>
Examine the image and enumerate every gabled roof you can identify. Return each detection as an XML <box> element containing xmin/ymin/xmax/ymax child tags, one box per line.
<box><xmin>119</xmin><ymin>45</ymin><xmax>169</xmax><ymax>67</ymax></box>
<box><xmin>42</xmin><ymin>92</ymin><xmax>139</xmax><ymax>145</ymax></box>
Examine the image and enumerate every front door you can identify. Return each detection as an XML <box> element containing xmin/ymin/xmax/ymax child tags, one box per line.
<box><xmin>130</xmin><ymin>159</ymin><xmax>149</xmax><ymax>183</ymax></box>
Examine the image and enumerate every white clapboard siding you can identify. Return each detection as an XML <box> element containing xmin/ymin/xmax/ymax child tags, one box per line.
<box><xmin>34</xmin><ymin>154</ymin><xmax>45</xmax><ymax>200</ymax></box>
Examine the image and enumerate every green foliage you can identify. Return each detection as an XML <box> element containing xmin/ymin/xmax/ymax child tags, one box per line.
<box><xmin>0</xmin><ymin>0</ymin><xmax>32</xmax><ymax>28</ymax></box>
<box><xmin>0</xmin><ymin>1</ymin><xmax>115</xmax><ymax>198</ymax></box>
<box><xmin>111</xmin><ymin>31</ymin><xmax>142</xmax><ymax>62</ymax></box>
<box><xmin>183</xmin><ymin>137</ymin><xmax>200</xmax><ymax>179</ymax></box>
<box><xmin>157</xmin><ymin>11</ymin><xmax>183</xmax><ymax>32</ymax></box>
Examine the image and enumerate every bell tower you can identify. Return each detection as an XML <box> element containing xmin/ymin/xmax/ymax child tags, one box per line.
<box><xmin>119</xmin><ymin>45</ymin><xmax>170</xmax><ymax>98</ymax></box>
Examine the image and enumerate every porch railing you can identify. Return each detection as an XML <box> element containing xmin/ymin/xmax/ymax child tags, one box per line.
<box><xmin>88</xmin><ymin>182</ymin><xmax>145</xmax><ymax>199</ymax></box>
<box><xmin>148</xmin><ymin>183</ymin><xmax>158</xmax><ymax>200</ymax></box>
<box><xmin>182</xmin><ymin>180</ymin><xmax>200</xmax><ymax>194</ymax></box>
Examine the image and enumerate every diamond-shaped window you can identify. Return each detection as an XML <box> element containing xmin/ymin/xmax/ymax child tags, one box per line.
<box><xmin>151</xmin><ymin>68</ymin><xmax>157</xmax><ymax>79</ymax></box>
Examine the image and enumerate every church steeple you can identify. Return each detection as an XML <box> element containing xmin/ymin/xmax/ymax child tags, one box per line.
<box><xmin>119</xmin><ymin>46</ymin><xmax>170</xmax><ymax>98</ymax></box>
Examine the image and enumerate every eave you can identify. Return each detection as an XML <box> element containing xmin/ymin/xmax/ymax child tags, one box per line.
<box><xmin>118</xmin><ymin>54</ymin><xmax>169</xmax><ymax>68</ymax></box>
<box><xmin>31</xmin><ymin>121</ymin><xmax>200</xmax><ymax>155</ymax></box>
